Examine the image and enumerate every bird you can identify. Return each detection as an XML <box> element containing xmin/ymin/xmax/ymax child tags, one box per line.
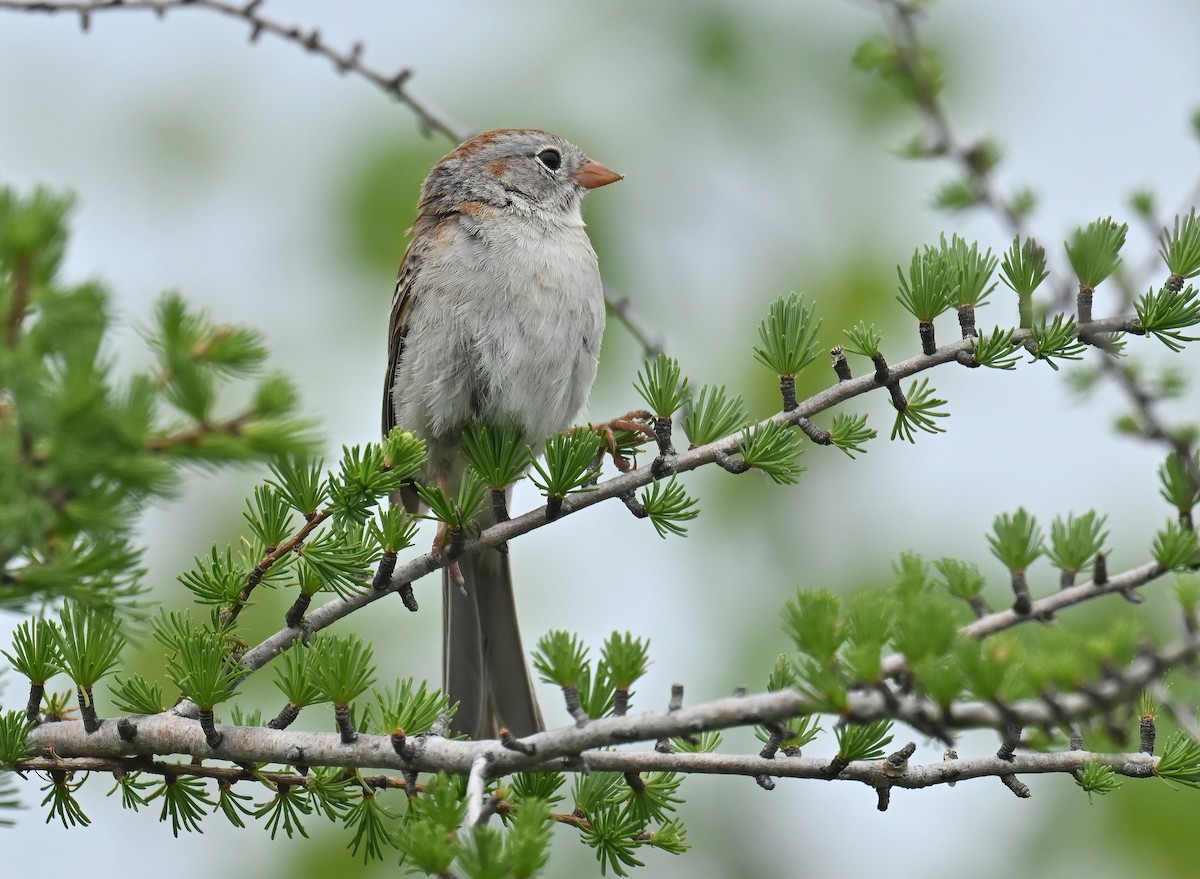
<box><xmin>383</xmin><ymin>128</ymin><xmax>622</xmax><ymax>738</ymax></box>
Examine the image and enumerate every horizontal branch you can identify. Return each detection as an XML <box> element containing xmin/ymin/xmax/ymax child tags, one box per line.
<box><xmin>14</xmin><ymin>748</ymin><xmax>1158</xmax><ymax>796</ymax></box>
<box><xmin>579</xmin><ymin>747</ymin><xmax>1155</xmax><ymax>790</ymax></box>
<box><xmin>16</xmin><ymin>755</ymin><xmax>314</xmax><ymax>786</ymax></box>
<box><xmin>28</xmin><ymin>627</ymin><xmax>1197</xmax><ymax>778</ymax></box>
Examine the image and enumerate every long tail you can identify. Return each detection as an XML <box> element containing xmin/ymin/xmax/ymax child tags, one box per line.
<box><xmin>443</xmin><ymin>512</ymin><xmax>544</xmax><ymax>739</ymax></box>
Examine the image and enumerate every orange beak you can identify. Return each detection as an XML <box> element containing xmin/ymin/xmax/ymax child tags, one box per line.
<box><xmin>574</xmin><ymin>160</ymin><xmax>623</xmax><ymax>189</ymax></box>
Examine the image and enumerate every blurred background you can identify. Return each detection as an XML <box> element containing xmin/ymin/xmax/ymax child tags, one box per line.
<box><xmin>3</xmin><ymin>0</ymin><xmax>1200</xmax><ymax>875</ymax></box>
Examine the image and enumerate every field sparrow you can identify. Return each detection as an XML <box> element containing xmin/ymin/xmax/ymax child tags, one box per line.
<box><xmin>382</xmin><ymin>129</ymin><xmax>622</xmax><ymax>738</ymax></box>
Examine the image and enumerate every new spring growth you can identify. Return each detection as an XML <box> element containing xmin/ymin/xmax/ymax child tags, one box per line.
<box><xmin>1000</xmin><ymin>236</ymin><xmax>1049</xmax><ymax>329</ymax></box>
<box><xmin>1065</xmin><ymin>217</ymin><xmax>1127</xmax><ymax>324</ymax></box>
<box><xmin>753</xmin><ymin>292</ymin><xmax>822</xmax><ymax>411</ymax></box>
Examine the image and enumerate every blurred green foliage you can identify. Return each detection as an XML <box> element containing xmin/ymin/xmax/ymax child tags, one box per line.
<box><xmin>338</xmin><ymin>138</ymin><xmax>447</xmax><ymax>280</ymax></box>
<box><xmin>0</xmin><ymin>185</ymin><xmax>317</xmax><ymax>613</ymax></box>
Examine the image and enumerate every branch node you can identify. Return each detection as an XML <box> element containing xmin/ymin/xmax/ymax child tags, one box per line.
<box><xmin>1010</xmin><ymin>571</ymin><xmax>1033</xmax><ymax>615</ymax></box>
<box><xmin>825</xmin><ymin>755</ymin><xmax>850</xmax><ymax>780</ymax></box>
<box><xmin>779</xmin><ymin>375</ymin><xmax>798</xmax><ymax>412</ymax></box>
<box><xmin>445</xmin><ymin>528</ymin><xmax>466</xmax><ymax>561</ymax></box>
<box><xmin>499</xmin><ymin>728</ymin><xmax>537</xmax><ymax>755</ymax></box>
<box><xmin>942</xmin><ymin>749</ymin><xmax>959</xmax><ymax>787</ymax></box>
<box><xmin>884</xmin><ymin>742</ymin><xmax>916</xmax><ymax>776</ymax></box>
<box><xmin>918</xmin><ymin>320</ymin><xmax>937</xmax><ymax>355</ymax></box>
<box><xmin>619</xmin><ymin>490</ymin><xmax>648</xmax><ymax>518</ymax></box>
<box><xmin>388</xmin><ymin>68</ymin><xmax>414</xmax><ymax>91</ymax></box>
<box><xmin>284</xmin><ymin>591</ymin><xmax>312</xmax><ymax>629</ymax></box>
<box><xmin>650</xmin><ymin>452</ymin><xmax>677</xmax><ymax>479</ymax></box>
<box><xmin>24</xmin><ymin>682</ymin><xmax>44</xmax><ymax>724</ymax></box>
<box><xmin>77</xmin><ymin>687</ymin><xmax>101</xmax><ymax>734</ymax></box>
<box><xmin>198</xmin><ymin>708</ymin><xmax>223</xmax><ymax>749</ymax></box>
<box><xmin>267</xmin><ymin>702</ymin><xmax>301</xmax><ymax>730</ymax></box>
<box><xmin>1077</xmin><ymin>285</ymin><xmax>1094</xmax><ymax>326</ymax></box>
<box><xmin>796</xmin><ymin>417</ymin><xmax>832</xmax><ymax>446</ymax></box>
<box><xmin>649</xmin><ymin>416</ymin><xmax>677</xmax><ymax>477</ymax></box>
<box><xmin>491</xmin><ymin>488</ymin><xmax>510</xmax><ymax>524</ymax></box>
<box><xmin>713</xmin><ymin>448</ymin><xmax>750</xmax><ymax>474</ymax></box>
<box><xmin>871</xmin><ymin>352</ymin><xmax>890</xmax><ymax>385</ymax></box>
<box><xmin>334</xmin><ymin>704</ymin><xmax>358</xmax><ymax>744</ymax></box>
<box><xmin>996</xmin><ymin>725</ymin><xmax>1021</xmax><ymax>762</ymax></box>
<box><xmin>1139</xmin><ymin>714</ymin><xmax>1156</xmax><ymax>755</ymax></box>
<box><xmin>561</xmin><ymin>684</ymin><xmax>589</xmax><ymax>727</ymax></box>
<box><xmin>371</xmin><ymin>551</ymin><xmax>398</xmax><ymax>591</ymax></box>
<box><xmin>999</xmin><ymin>773</ymin><xmax>1031</xmax><ymax>798</ymax></box>
<box><xmin>957</xmin><ymin>304</ymin><xmax>978</xmax><ymax>339</ymax></box>
<box><xmin>831</xmin><ymin>346</ymin><xmax>853</xmax><ymax>382</ymax></box>
<box><xmin>967</xmin><ymin>595</ymin><xmax>990</xmax><ymax>619</ymax></box>
<box><xmin>655</xmin><ymin>684</ymin><xmax>686</xmax><ymax>752</ymax></box>
<box><xmin>758</xmin><ymin>722</ymin><xmax>788</xmax><ymax>760</ymax></box>
<box><xmin>390</xmin><ymin>730</ymin><xmax>409</xmax><ymax>760</ymax></box>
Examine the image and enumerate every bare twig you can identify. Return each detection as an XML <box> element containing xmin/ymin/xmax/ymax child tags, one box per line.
<box><xmin>868</xmin><ymin>0</ymin><xmax>1199</xmax><ymax>496</ymax></box>
<box><xmin>0</xmin><ymin>0</ymin><xmax>470</xmax><ymax>141</ymax></box>
<box><xmin>872</xmin><ymin>0</ymin><xmax>1023</xmax><ymax>234</ymax></box>
<box><xmin>605</xmin><ymin>288</ymin><xmax>665</xmax><ymax>361</ymax></box>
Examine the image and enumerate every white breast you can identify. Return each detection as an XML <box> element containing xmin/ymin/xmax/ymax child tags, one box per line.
<box><xmin>392</xmin><ymin>205</ymin><xmax>607</xmax><ymax>464</ymax></box>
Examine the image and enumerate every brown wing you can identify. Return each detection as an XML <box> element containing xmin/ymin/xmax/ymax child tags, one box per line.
<box><xmin>381</xmin><ymin>217</ymin><xmax>437</xmax><ymax>437</ymax></box>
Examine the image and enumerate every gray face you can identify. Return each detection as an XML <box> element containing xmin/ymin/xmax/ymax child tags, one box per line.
<box><xmin>419</xmin><ymin>129</ymin><xmax>593</xmax><ymax>217</ymax></box>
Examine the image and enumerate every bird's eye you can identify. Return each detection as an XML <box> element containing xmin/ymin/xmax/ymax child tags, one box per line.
<box><xmin>536</xmin><ymin>148</ymin><xmax>562</xmax><ymax>171</ymax></box>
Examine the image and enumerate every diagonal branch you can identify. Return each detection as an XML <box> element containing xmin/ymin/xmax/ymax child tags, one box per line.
<box><xmin>231</xmin><ymin>313</ymin><xmax>1145</xmax><ymax>689</ymax></box>
<box><xmin>867</xmin><ymin>0</ymin><xmax>1199</xmax><ymax>493</ymax></box>
<box><xmin>145</xmin><ymin>409</ymin><xmax>255</xmax><ymax>452</ymax></box>
<box><xmin>870</xmin><ymin>0</ymin><xmax>1023</xmax><ymax>234</ymax></box>
<box><xmin>0</xmin><ymin>0</ymin><xmax>471</xmax><ymax>142</ymax></box>
<box><xmin>605</xmin><ymin>285</ymin><xmax>666</xmax><ymax>361</ymax></box>
<box><xmin>1</xmin><ymin>2</ymin><xmax>672</xmax><ymax>390</ymax></box>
